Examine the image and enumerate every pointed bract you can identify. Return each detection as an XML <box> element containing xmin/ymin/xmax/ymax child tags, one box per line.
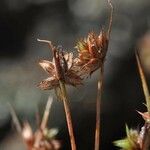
<box><xmin>38</xmin><ymin>77</ymin><xmax>59</xmax><ymax>90</ymax></box>
<box><xmin>39</xmin><ymin>60</ymin><xmax>55</xmax><ymax>76</ymax></box>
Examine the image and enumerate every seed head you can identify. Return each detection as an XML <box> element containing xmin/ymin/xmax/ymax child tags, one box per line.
<box><xmin>37</xmin><ymin>39</ymin><xmax>83</xmax><ymax>90</ymax></box>
<box><xmin>74</xmin><ymin>0</ymin><xmax>113</xmax><ymax>76</ymax></box>
<box><xmin>75</xmin><ymin>31</ymin><xmax>108</xmax><ymax>75</ymax></box>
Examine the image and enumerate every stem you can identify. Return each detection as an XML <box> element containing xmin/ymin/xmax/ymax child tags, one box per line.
<box><xmin>34</xmin><ymin>97</ymin><xmax>53</xmax><ymax>148</ymax></box>
<box><xmin>59</xmin><ymin>81</ymin><xmax>77</xmax><ymax>150</ymax></box>
<box><xmin>135</xmin><ymin>51</ymin><xmax>150</xmax><ymax>114</ymax></box>
<box><xmin>107</xmin><ymin>0</ymin><xmax>114</xmax><ymax>39</ymax></box>
<box><xmin>41</xmin><ymin>96</ymin><xmax>53</xmax><ymax>130</ymax></box>
<box><xmin>95</xmin><ymin>67</ymin><xmax>104</xmax><ymax>150</ymax></box>
<box><xmin>8</xmin><ymin>103</ymin><xmax>22</xmax><ymax>134</ymax></box>
<box><xmin>94</xmin><ymin>1</ymin><xmax>113</xmax><ymax>149</ymax></box>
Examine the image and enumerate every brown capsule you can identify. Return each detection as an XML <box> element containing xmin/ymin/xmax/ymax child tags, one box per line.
<box><xmin>38</xmin><ymin>40</ymin><xmax>83</xmax><ymax>90</ymax></box>
<box><xmin>75</xmin><ymin>31</ymin><xmax>108</xmax><ymax>75</ymax></box>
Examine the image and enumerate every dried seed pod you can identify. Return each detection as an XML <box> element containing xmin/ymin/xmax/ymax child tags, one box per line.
<box><xmin>38</xmin><ymin>40</ymin><xmax>83</xmax><ymax>90</ymax></box>
<box><xmin>75</xmin><ymin>0</ymin><xmax>113</xmax><ymax>76</ymax></box>
<box><xmin>75</xmin><ymin>31</ymin><xmax>108</xmax><ymax>75</ymax></box>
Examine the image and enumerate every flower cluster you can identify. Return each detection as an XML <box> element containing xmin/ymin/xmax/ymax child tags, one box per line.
<box><xmin>37</xmin><ymin>39</ymin><xmax>83</xmax><ymax>90</ymax></box>
<box><xmin>37</xmin><ymin>0</ymin><xmax>114</xmax><ymax>91</ymax></box>
<box><xmin>75</xmin><ymin>31</ymin><xmax>108</xmax><ymax>75</ymax></box>
<box><xmin>38</xmin><ymin>30</ymin><xmax>109</xmax><ymax>90</ymax></box>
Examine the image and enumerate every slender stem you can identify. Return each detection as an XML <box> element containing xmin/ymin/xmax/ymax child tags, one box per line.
<box><xmin>94</xmin><ymin>1</ymin><xmax>113</xmax><ymax>149</ymax></box>
<box><xmin>8</xmin><ymin>103</ymin><xmax>22</xmax><ymax>134</ymax></box>
<box><xmin>59</xmin><ymin>81</ymin><xmax>77</xmax><ymax>150</ymax></box>
<box><xmin>94</xmin><ymin>1</ymin><xmax>113</xmax><ymax>147</ymax></box>
<box><xmin>34</xmin><ymin>97</ymin><xmax>53</xmax><ymax>148</ymax></box>
<box><xmin>95</xmin><ymin>67</ymin><xmax>104</xmax><ymax>150</ymax></box>
<box><xmin>41</xmin><ymin>96</ymin><xmax>53</xmax><ymax>130</ymax></box>
<box><xmin>135</xmin><ymin>51</ymin><xmax>150</xmax><ymax>114</ymax></box>
<box><xmin>107</xmin><ymin>0</ymin><xmax>114</xmax><ymax>39</ymax></box>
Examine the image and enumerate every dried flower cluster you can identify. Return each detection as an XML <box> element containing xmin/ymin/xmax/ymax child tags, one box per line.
<box><xmin>37</xmin><ymin>30</ymin><xmax>109</xmax><ymax>90</ymax></box>
<box><xmin>37</xmin><ymin>0</ymin><xmax>114</xmax><ymax>91</ymax></box>
<box><xmin>37</xmin><ymin>39</ymin><xmax>83</xmax><ymax>90</ymax></box>
<box><xmin>75</xmin><ymin>31</ymin><xmax>108</xmax><ymax>75</ymax></box>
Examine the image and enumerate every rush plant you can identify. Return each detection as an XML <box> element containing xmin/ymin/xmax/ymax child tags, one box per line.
<box><xmin>37</xmin><ymin>1</ymin><xmax>113</xmax><ymax>150</ymax></box>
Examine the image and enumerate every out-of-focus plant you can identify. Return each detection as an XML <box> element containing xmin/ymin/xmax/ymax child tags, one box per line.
<box><xmin>9</xmin><ymin>97</ymin><xmax>61</xmax><ymax>150</ymax></box>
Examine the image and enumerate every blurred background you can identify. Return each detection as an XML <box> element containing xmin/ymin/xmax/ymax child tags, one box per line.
<box><xmin>0</xmin><ymin>0</ymin><xmax>150</xmax><ymax>149</ymax></box>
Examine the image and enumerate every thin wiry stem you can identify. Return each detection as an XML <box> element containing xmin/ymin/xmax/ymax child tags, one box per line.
<box><xmin>94</xmin><ymin>67</ymin><xmax>104</xmax><ymax>150</ymax></box>
<box><xmin>135</xmin><ymin>51</ymin><xmax>150</xmax><ymax>114</ymax></box>
<box><xmin>35</xmin><ymin>107</ymin><xmax>41</xmax><ymax>128</ymax></box>
<box><xmin>59</xmin><ymin>81</ymin><xmax>77</xmax><ymax>150</ymax></box>
<box><xmin>107</xmin><ymin>0</ymin><xmax>114</xmax><ymax>39</ymax></box>
<box><xmin>34</xmin><ymin>96</ymin><xmax>53</xmax><ymax>148</ymax></box>
<box><xmin>94</xmin><ymin>1</ymin><xmax>113</xmax><ymax>149</ymax></box>
<box><xmin>8</xmin><ymin>103</ymin><xmax>22</xmax><ymax>134</ymax></box>
<box><xmin>41</xmin><ymin>96</ymin><xmax>53</xmax><ymax>130</ymax></box>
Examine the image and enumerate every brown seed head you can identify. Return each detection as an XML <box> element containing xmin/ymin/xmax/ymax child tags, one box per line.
<box><xmin>74</xmin><ymin>0</ymin><xmax>113</xmax><ymax>76</ymax></box>
<box><xmin>75</xmin><ymin>31</ymin><xmax>108</xmax><ymax>75</ymax></box>
<box><xmin>38</xmin><ymin>39</ymin><xmax>83</xmax><ymax>90</ymax></box>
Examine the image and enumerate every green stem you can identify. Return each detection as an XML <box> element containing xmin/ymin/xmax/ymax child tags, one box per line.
<box><xmin>95</xmin><ymin>67</ymin><xmax>104</xmax><ymax>150</ymax></box>
<box><xmin>59</xmin><ymin>81</ymin><xmax>77</xmax><ymax>150</ymax></box>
